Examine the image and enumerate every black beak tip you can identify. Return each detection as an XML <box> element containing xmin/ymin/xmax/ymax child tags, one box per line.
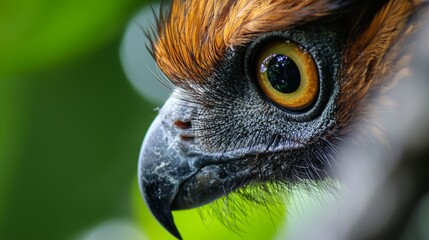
<box><xmin>143</xmin><ymin>187</ymin><xmax>182</xmax><ymax>239</ymax></box>
<box><xmin>139</xmin><ymin>173</ymin><xmax>182</xmax><ymax>239</ymax></box>
<box><xmin>140</xmin><ymin>179</ymin><xmax>183</xmax><ymax>239</ymax></box>
<box><xmin>151</xmin><ymin>205</ymin><xmax>182</xmax><ymax>240</ymax></box>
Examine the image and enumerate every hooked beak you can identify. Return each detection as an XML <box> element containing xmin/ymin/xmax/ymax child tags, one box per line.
<box><xmin>138</xmin><ymin>113</ymin><xmax>187</xmax><ymax>239</ymax></box>
<box><xmin>138</xmin><ymin>96</ymin><xmax>254</xmax><ymax>239</ymax></box>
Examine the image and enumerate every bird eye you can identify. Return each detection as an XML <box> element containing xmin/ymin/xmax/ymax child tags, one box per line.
<box><xmin>255</xmin><ymin>40</ymin><xmax>318</xmax><ymax>111</ymax></box>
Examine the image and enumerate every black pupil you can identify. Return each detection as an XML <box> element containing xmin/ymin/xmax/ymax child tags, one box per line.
<box><xmin>266</xmin><ymin>54</ymin><xmax>301</xmax><ymax>93</ymax></box>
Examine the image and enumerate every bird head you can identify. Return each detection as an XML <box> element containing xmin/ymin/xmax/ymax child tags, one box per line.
<box><xmin>138</xmin><ymin>0</ymin><xmax>423</xmax><ymax>238</ymax></box>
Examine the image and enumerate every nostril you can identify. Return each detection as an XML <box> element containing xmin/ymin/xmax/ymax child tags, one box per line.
<box><xmin>173</xmin><ymin>120</ymin><xmax>194</xmax><ymax>142</ymax></box>
<box><xmin>174</xmin><ymin>120</ymin><xmax>192</xmax><ymax>130</ymax></box>
<box><xmin>180</xmin><ymin>135</ymin><xmax>194</xmax><ymax>141</ymax></box>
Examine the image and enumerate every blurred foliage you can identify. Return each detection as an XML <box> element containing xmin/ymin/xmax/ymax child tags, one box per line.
<box><xmin>0</xmin><ymin>38</ymin><xmax>156</xmax><ymax>239</ymax></box>
<box><xmin>0</xmin><ymin>0</ymin><xmax>150</xmax><ymax>239</ymax></box>
<box><xmin>0</xmin><ymin>0</ymin><xmax>142</xmax><ymax>77</ymax></box>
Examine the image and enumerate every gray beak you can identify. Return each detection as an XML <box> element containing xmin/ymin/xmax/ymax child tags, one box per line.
<box><xmin>138</xmin><ymin>95</ymin><xmax>258</xmax><ymax>239</ymax></box>
<box><xmin>138</xmin><ymin>114</ymin><xmax>188</xmax><ymax>239</ymax></box>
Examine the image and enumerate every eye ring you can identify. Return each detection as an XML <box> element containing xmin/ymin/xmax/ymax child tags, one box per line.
<box><xmin>254</xmin><ymin>39</ymin><xmax>319</xmax><ymax>111</ymax></box>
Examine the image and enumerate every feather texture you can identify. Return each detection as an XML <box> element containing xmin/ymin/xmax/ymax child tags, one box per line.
<box><xmin>336</xmin><ymin>0</ymin><xmax>422</xmax><ymax>130</ymax></box>
<box><xmin>152</xmin><ymin>0</ymin><xmax>351</xmax><ymax>83</ymax></box>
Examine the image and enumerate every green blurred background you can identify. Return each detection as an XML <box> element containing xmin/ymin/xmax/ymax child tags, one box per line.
<box><xmin>0</xmin><ymin>0</ymin><xmax>153</xmax><ymax>239</ymax></box>
<box><xmin>0</xmin><ymin>1</ymin><xmax>287</xmax><ymax>239</ymax></box>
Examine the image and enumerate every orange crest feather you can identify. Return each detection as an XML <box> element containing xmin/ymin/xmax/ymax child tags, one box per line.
<box><xmin>153</xmin><ymin>0</ymin><xmax>342</xmax><ymax>83</ymax></box>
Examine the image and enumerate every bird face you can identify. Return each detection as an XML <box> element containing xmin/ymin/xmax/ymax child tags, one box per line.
<box><xmin>138</xmin><ymin>0</ymin><xmax>422</xmax><ymax>238</ymax></box>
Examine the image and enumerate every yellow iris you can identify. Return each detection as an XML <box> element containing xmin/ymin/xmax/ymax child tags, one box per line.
<box><xmin>255</xmin><ymin>40</ymin><xmax>318</xmax><ymax>111</ymax></box>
